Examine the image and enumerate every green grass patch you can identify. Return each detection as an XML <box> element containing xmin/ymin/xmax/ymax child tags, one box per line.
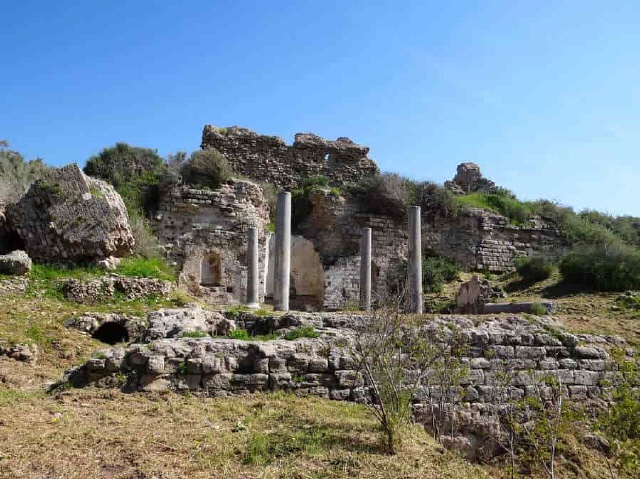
<box><xmin>226</xmin><ymin>328</ymin><xmax>279</xmax><ymax>341</ymax></box>
<box><xmin>181</xmin><ymin>330</ymin><xmax>210</xmax><ymax>338</ymax></box>
<box><xmin>116</xmin><ymin>256</ymin><xmax>176</xmax><ymax>281</ymax></box>
<box><xmin>456</xmin><ymin>192</ymin><xmax>537</xmax><ymax>225</ymax></box>
<box><xmin>284</xmin><ymin>325</ymin><xmax>320</xmax><ymax>340</ymax></box>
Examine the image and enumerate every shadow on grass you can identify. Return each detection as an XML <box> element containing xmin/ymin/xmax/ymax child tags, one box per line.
<box><xmin>243</xmin><ymin>423</ymin><xmax>387</xmax><ymax>465</ymax></box>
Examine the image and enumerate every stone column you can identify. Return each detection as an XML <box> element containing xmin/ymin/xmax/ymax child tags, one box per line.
<box><xmin>359</xmin><ymin>227</ymin><xmax>372</xmax><ymax>311</ymax></box>
<box><xmin>245</xmin><ymin>226</ymin><xmax>260</xmax><ymax>309</ymax></box>
<box><xmin>262</xmin><ymin>232</ymin><xmax>271</xmax><ymax>297</ymax></box>
<box><xmin>273</xmin><ymin>192</ymin><xmax>291</xmax><ymax>311</ymax></box>
<box><xmin>408</xmin><ymin>206</ymin><xmax>423</xmax><ymax>314</ymax></box>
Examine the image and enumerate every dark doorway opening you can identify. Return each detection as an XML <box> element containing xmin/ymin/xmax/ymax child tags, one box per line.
<box><xmin>92</xmin><ymin>323</ymin><xmax>129</xmax><ymax>345</ymax></box>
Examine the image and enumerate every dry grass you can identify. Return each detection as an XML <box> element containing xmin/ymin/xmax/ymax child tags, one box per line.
<box><xmin>0</xmin><ymin>388</ymin><xmax>500</xmax><ymax>479</ymax></box>
<box><xmin>0</xmin><ymin>281</ymin><xmax>631</xmax><ymax>479</ymax></box>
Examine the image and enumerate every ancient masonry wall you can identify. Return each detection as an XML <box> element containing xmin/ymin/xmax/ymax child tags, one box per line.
<box><xmin>298</xmin><ymin>191</ymin><xmax>564</xmax><ymax>309</ymax></box>
<box><xmin>424</xmin><ymin>209</ymin><xmax>566</xmax><ymax>272</ymax></box>
<box><xmin>154</xmin><ymin>181</ymin><xmax>270</xmax><ymax>304</ymax></box>
<box><xmin>73</xmin><ymin>312</ymin><xmax>627</xmax><ymax>441</ymax></box>
<box><xmin>201</xmin><ymin>126</ymin><xmax>379</xmax><ymax>189</ymax></box>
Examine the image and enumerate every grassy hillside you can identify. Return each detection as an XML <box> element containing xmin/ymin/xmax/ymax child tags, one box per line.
<box><xmin>0</xmin><ymin>277</ymin><xmax>635</xmax><ymax>479</ymax></box>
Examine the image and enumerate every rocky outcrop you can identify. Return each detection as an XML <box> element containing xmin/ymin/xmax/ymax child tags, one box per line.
<box><xmin>0</xmin><ymin>250</ymin><xmax>32</xmax><ymax>275</ymax></box>
<box><xmin>5</xmin><ymin>164</ymin><xmax>134</xmax><ymax>263</ymax></box>
<box><xmin>61</xmin><ymin>275</ymin><xmax>173</xmax><ymax>303</ymax></box>
<box><xmin>201</xmin><ymin>126</ymin><xmax>379</xmax><ymax>189</ymax></box>
<box><xmin>445</xmin><ymin>162</ymin><xmax>497</xmax><ymax>195</ymax></box>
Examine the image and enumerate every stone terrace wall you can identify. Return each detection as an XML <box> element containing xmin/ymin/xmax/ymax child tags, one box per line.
<box><xmin>201</xmin><ymin>126</ymin><xmax>379</xmax><ymax>189</ymax></box>
<box><xmin>69</xmin><ymin>310</ymin><xmax>628</xmax><ymax>459</ymax></box>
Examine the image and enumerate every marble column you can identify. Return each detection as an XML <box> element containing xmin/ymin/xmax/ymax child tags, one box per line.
<box><xmin>245</xmin><ymin>226</ymin><xmax>260</xmax><ymax>309</ymax></box>
<box><xmin>408</xmin><ymin>206</ymin><xmax>423</xmax><ymax>314</ymax></box>
<box><xmin>360</xmin><ymin>227</ymin><xmax>372</xmax><ymax>311</ymax></box>
<box><xmin>273</xmin><ymin>192</ymin><xmax>291</xmax><ymax>311</ymax></box>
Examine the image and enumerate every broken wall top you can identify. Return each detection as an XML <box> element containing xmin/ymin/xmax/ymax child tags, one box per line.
<box><xmin>201</xmin><ymin>125</ymin><xmax>379</xmax><ymax>189</ymax></box>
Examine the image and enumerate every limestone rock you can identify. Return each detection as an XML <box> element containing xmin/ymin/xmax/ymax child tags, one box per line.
<box><xmin>5</xmin><ymin>164</ymin><xmax>134</xmax><ymax>263</ymax></box>
<box><xmin>142</xmin><ymin>306</ymin><xmax>228</xmax><ymax>341</ymax></box>
<box><xmin>0</xmin><ymin>250</ymin><xmax>32</xmax><ymax>275</ymax></box>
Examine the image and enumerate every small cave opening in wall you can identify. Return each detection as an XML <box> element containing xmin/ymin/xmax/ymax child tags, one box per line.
<box><xmin>92</xmin><ymin>322</ymin><xmax>129</xmax><ymax>345</ymax></box>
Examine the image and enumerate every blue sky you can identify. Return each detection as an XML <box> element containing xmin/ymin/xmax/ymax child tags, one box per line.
<box><xmin>2</xmin><ymin>1</ymin><xmax>639</xmax><ymax>215</ymax></box>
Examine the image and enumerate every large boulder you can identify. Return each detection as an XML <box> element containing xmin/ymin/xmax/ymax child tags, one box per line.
<box><xmin>0</xmin><ymin>250</ymin><xmax>32</xmax><ymax>275</ymax></box>
<box><xmin>5</xmin><ymin>164</ymin><xmax>134</xmax><ymax>263</ymax></box>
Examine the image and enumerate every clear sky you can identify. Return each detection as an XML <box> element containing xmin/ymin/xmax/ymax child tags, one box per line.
<box><xmin>2</xmin><ymin>1</ymin><xmax>639</xmax><ymax>215</ymax></box>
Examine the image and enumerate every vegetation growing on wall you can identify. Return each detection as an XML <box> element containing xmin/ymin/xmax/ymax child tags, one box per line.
<box><xmin>179</xmin><ymin>148</ymin><xmax>232</xmax><ymax>190</ymax></box>
<box><xmin>348</xmin><ymin>173</ymin><xmax>459</xmax><ymax>223</ymax></box>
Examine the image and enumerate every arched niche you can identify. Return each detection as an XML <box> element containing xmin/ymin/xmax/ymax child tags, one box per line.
<box><xmin>200</xmin><ymin>252</ymin><xmax>222</xmax><ymax>287</ymax></box>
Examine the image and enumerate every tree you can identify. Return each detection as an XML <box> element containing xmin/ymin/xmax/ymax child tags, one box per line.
<box><xmin>351</xmin><ymin>308</ymin><xmax>469</xmax><ymax>454</ymax></box>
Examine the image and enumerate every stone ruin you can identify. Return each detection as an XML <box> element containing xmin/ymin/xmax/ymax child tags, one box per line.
<box><xmin>65</xmin><ymin>306</ymin><xmax>631</xmax><ymax>460</ymax></box>
<box><xmin>201</xmin><ymin>125</ymin><xmax>379</xmax><ymax>189</ymax></box>
<box><xmin>152</xmin><ymin>125</ymin><xmax>565</xmax><ymax>311</ymax></box>
<box><xmin>444</xmin><ymin>162</ymin><xmax>497</xmax><ymax>195</ymax></box>
<box><xmin>155</xmin><ymin>180</ymin><xmax>270</xmax><ymax>305</ymax></box>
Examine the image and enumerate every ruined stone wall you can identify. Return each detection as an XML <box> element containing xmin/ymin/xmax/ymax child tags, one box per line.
<box><xmin>154</xmin><ymin>181</ymin><xmax>270</xmax><ymax>304</ymax></box>
<box><xmin>297</xmin><ymin>190</ymin><xmax>408</xmax><ymax>310</ymax></box>
<box><xmin>201</xmin><ymin>126</ymin><xmax>379</xmax><ymax>189</ymax></box>
<box><xmin>423</xmin><ymin>209</ymin><xmax>565</xmax><ymax>272</ymax></box>
<box><xmin>296</xmin><ymin>190</ymin><xmax>563</xmax><ymax>309</ymax></box>
<box><xmin>70</xmin><ymin>310</ymin><xmax>628</xmax><ymax>460</ymax></box>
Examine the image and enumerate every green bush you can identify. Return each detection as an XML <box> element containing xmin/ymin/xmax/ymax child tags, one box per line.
<box><xmin>180</xmin><ymin>148</ymin><xmax>232</xmax><ymax>190</ymax></box>
<box><xmin>422</xmin><ymin>255</ymin><xmax>461</xmax><ymax>293</ymax></box>
<box><xmin>226</xmin><ymin>328</ymin><xmax>279</xmax><ymax>341</ymax></box>
<box><xmin>227</xmin><ymin>328</ymin><xmax>250</xmax><ymax>340</ymax></box>
<box><xmin>560</xmin><ymin>245</ymin><xmax>640</xmax><ymax>291</ymax></box>
<box><xmin>181</xmin><ymin>331</ymin><xmax>210</xmax><ymax>338</ymax></box>
<box><xmin>515</xmin><ymin>256</ymin><xmax>556</xmax><ymax>283</ymax></box>
<box><xmin>84</xmin><ymin>143</ymin><xmax>165</xmax><ymax>188</ymax></box>
<box><xmin>599</xmin><ymin>349</ymin><xmax>640</xmax><ymax>476</ymax></box>
<box><xmin>530</xmin><ymin>302</ymin><xmax>548</xmax><ymax>315</ymax></box>
<box><xmin>84</xmin><ymin>143</ymin><xmax>167</xmax><ymax>216</ymax></box>
<box><xmin>348</xmin><ymin>173</ymin><xmax>416</xmax><ymax>220</ymax></box>
<box><xmin>126</xmin><ymin>207</ymin><xmax>162</xmax><ymax>258</ymax></box>
<box><xmin>415</xmin><ymin>182</ymin><xmax>460</xmax><ymax>222</ymax></box>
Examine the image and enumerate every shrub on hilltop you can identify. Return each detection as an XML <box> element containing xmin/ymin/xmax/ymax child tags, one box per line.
<box><xmin>180</xmin><ymin>148</ymin><xmax>232</xmax><ymax>190</ymax></box>
<box><xmin>0</xmin><ymin>140</ymin><xmax>49</xmax><ymax>203</ymax></box>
